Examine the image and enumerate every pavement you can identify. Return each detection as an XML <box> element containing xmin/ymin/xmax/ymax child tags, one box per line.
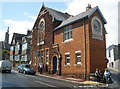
<box><xmin>108</xmin><ymin>67</ymin><xmax>120</xmax><ymax>73</ymax></box>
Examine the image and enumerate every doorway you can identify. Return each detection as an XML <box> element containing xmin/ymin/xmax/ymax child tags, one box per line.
<box><xmin>52</xmin><ymin>56</ymin><xmax>58</xmax><ymax>74</ymax></box>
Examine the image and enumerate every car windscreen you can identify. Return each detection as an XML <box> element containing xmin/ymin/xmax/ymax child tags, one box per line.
<box><xmin>25</xmin><ymin>65</ymin><xmax>31</xmax><ymax>68</ymax></box>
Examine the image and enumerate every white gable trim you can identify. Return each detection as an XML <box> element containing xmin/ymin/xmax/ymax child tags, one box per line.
<box><xmin>88</xmin><ymin>6</ymin><xmax>107</xmax><ymax>24</ymax></box>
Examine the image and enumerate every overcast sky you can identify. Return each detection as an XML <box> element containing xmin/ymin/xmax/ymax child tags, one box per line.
<box><xmin>0</xmin><ymin>0</ymin><xmax>119</xmax><ymax>48</ymax></box>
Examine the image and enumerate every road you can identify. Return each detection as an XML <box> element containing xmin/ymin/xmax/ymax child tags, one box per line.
<box><xmin>0</xmin><ymin>70</ymin><xmax>119</xmax><ymax>89</ymax></box>
<box><xmin>109</xmin><ymin>68</ymin><xmax>120</xmax><ymax>85</ymax></box>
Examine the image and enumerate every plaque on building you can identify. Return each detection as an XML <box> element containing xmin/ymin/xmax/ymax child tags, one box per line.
<box><xmin>91</xmin><ymin>16</ymin><xmax>103</xmax><ymax>40</ymax></box>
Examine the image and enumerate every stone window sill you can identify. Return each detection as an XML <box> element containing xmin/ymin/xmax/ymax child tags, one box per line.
<box><xmin>63</xmin><ymin>38</ymin><xmax>73</xmax><ymax>43</ymax></box>
<box><xmin>74</xmin><ymin>63</ymin><xmax>82</xmax><ymax>66</ymax></box>
<box><xmin>64</xmin><ymin>63</ymin><xmax>71</xmax><ymax>67</ymax></box>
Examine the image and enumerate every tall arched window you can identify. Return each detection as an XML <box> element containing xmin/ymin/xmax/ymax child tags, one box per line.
<box><xmin>38</xmin><ymin>18</ymin><xmax>45</xmax><ymax>45</ymax></box>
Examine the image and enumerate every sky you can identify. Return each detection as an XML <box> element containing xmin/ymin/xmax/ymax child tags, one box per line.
<box><xmin>0</xmin><ymin>0</ymin><xmax>119</xmax><ymax>48</ymax></box>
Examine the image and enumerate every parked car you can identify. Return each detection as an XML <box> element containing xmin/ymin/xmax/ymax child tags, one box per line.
<box><xmin>17</xmin><ymin>64</ymin><xmax>36</xmax><ymax>75</ymax></box>
<box><xmin>0</xmin><ymin>60</ymin><xmax>12</xmax><ymax>73</ymax></box>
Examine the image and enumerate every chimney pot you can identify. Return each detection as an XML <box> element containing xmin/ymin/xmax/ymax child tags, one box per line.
<box><xmin>86</xmin><ymin>4</ymin><xmax>92</xmax><ymax>11</ymax></box>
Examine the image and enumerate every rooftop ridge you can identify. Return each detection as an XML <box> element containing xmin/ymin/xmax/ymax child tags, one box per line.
<box><xmin>55</xmin><ymin>6</ymin><xmax>106</xmax><ymax>30</ymax></box>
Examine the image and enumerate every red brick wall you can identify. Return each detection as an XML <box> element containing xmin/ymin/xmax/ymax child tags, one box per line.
<box><xmin>32</xmin><ymin>7</ymin><xmax>107</xmax><ymax>77</ymax></box>
<box><xmin>88</xmin><ymin>10</ymin><xmax>107</xmax><ymax>73</ymax></box>
<box><xmin>54</xmin><ymin>10</ymin><xmax>107</xmax><ymax>76</ymax></box>
<box><xmin>54</xmin><ymin>21</ymin><xmax>86</xmax><ymax>75</ymax></box>
<box><xmin>31</xmin><ymin>8</ymin><xmax>62</xmax><ymax>73</ymax></box>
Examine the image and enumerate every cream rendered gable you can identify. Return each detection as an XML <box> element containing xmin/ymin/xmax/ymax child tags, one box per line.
<box><xmin>91</xmin><ymin>16</ymin><xmax>103</xmax><ymax>40</ymax></box>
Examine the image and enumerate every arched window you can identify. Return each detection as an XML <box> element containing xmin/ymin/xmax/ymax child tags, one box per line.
<box><xmin>38</xmin><ymin>18</ymin><xmax>45</xmax><ymax>45</ymax></box>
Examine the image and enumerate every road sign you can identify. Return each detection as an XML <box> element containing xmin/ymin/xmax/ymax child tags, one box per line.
<box><xmin>105</xmin><ymin>58</ymin><xmax>109</xmax><ymax>63</ymax></box>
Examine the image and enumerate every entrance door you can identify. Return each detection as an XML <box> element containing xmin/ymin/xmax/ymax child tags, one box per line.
<box><xmin>53</xmin><ymin>56</ymin><xmax>57</xmax><ymax>74</ymax></box>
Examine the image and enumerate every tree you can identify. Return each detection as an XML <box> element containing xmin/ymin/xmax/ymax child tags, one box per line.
<box><xmin>2</xmin><ymin>50</ymin><xmax>10</xmax><ymax>60</ymax></box>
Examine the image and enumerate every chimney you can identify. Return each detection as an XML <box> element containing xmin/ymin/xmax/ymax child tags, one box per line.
<box><xmin>86</xmin><ymin>4</ymin><xmax>92</xmax><ymax>11</ymax></box>
<box><xmin>4</xmin><ymin>27</ymin><xmax>9</xmax><ymax>44</ymax></box>
<box><xmin>27</xmin><ymin>30</ymin><xmax>32</xmax><ymax>35</ymax></box>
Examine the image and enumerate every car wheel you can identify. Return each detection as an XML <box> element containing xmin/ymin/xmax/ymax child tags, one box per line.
<box><xmin>18</xmin><ymin>70</ymin><xmax>20</xmax><ymax>73</ymax></box>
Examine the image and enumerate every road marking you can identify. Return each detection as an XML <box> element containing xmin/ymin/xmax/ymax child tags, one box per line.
<box><xmin>17</xmin><ymin>74</ymin><xmax>27</xmax><ymax>79</ymax></box>
<box><xmin>78</xmin><ymin>86</ymin><xmax>95</xmax><ymax>88</ymax></box>
<box><xmin>35</xmin><ymin>80</ymin><xmax>56</xmax><ymax>87</ymax></box>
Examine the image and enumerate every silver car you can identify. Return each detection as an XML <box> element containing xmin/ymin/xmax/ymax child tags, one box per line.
<box><xmin>17</xmin><ymin>64</ymin><xmax>36</xmax><ymax>75</ymax></box>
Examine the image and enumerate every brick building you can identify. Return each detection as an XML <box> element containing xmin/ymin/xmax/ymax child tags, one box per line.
<box><xmin>31</xmin><ymin>4</ymin><xmax>107</xmax><ymax>79</ymax></box>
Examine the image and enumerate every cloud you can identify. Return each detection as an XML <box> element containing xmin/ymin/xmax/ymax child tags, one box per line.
<box><xmin>1</xmin><ymin>1</ymin><xmax>118</xmax><ymax>48</ymax></box>
<box><xmin>0</xmin><ymin>30</ymin><xmax>6</xmax><ymax>41</ymax></box>
<box><xmin>64</xmin><ymin>0</ymin><xmax>119</xmax><ymax>47</ymax></box>
<box><xmin>0</xmin><ymin>11</ymin><xmax>37</xmax><ymax>43</ymax></box>
<box><xmin>24</xmin><ymin>12</ymin><xmax>37</xmax><ymax>20</ymax></box>
<box><xmin>3</xmin><ymin>19</ymin><xmax>34</xmax><ymax>43</ymax></box>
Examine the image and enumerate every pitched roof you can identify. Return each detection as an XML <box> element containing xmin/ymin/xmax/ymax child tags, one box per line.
<box><xmin>55</xmin><ymin>6</ymin><xmax>107</xmax><ymax>30</ymax></box>
<box><xmin>11</xmin><ymin>33</ymin><xmax>26</xmax><ymax>44</ymax></box>
<box><xmin>32</xmin><ymin>5</ymin><xmax>71</xmax><ymax>30</ymax></box>
<box><xmin>44</xmin><ymin>6</ymin><xmax>71</xmax><ymax>21</ymax></box>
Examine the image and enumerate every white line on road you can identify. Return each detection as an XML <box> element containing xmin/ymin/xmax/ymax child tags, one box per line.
<box><xmin>35</xmin><ymin>80</ymin><xmax>56</xmax><ymax>87</ymax></box>
<box><xmin>78</xmin><ymin>86</ymin><xmax>95</xmax><ymax>88</ymax></box>
<box><xmin>17</xmin><ymin>74</ymin><xmax>27</xmax><ymax>79</ymax></box>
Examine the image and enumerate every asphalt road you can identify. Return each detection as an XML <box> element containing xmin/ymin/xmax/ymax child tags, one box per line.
<box><xmin>0</xmin><ymin>70</ymin><xmax>120</xmax><ymax>89</ymax></box>
<box><xmin>109</xmin><ymin>68</ymin><xmax>120</xmax><ymax>85</ymax></box>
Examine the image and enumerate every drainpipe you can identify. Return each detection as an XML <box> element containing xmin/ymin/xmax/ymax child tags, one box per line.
<box><xmin>83</xmin><ymin>17</ymin><xmax>87</xmax><ymax>80</ymax></box>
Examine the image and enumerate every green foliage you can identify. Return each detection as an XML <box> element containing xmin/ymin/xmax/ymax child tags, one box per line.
<box><xmin>2</xmin><ymin>50</ymin><xmax>10</xmax><ymax>55</ymax></box>
<box><xmin>2</xmin><ymin>50</ymin><xmax>10</xmax><ymax>60</ymax></box>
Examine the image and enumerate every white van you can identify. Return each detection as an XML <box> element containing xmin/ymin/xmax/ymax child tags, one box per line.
<box><xmin>0</xmin><ymin>60</ymin><xmax>12</xmax><ymax>73</ymax></box>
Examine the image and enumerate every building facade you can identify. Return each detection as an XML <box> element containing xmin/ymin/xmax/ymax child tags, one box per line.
<box><xmin>0</xmin><ymin>29</ymin><xmax>10</xmax><ymax>60</ymax></box>
<box><xmin>10</xmin><ymin>30</ymin><xmax>32</xmax><ymax>67</ymax></box>
<box><xmin>107</xmin><ymin>44</ymin><xmax>120</xmax><ymax>70</ymax></box>
<box><xmin>31</xmin><ymin>4</ymin><xmax>107</xmax><ymax>79</ymax></box>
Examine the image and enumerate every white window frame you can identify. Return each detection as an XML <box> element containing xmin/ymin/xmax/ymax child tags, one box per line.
<box><xmin>75</xmin><ymin>51</ymin><xmax>81</xmax><ymax>65</ymax></box>
<box><xmin>65</xmin><ymin>54</ymin><xmax>70</xmax><ymax>65</ymax></box>
<box><xmin>10</xmin><ymin>55</ymin><xmax>13</xmax><ymax>61</ymax></box>
<box><xmin>15</xmin><ymin>44</ymin><xmax>20</xmax><ymax>51</ymax></box>
<box><xmin>22</xmin><ymin>43</ymin><xmax>27</xmax><ymax>50</ymax></box>
<box><xmin>64</xmin><ymin>26</ymin><xmax>72</xmax><ymax>41</ymax></box>
<box><xmin>15</xmin><ymin>55</ymin><xmax>19</xmax><ymax>61</ymax></box>
<box><xmin>21</xmin><ymin>55</ymin><xmax>27</xmax><ymax>61</ymax></box>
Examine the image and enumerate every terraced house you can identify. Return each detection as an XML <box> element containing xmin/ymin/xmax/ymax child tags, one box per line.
<box><xmin>10</xmin><ymin>30</ymin><xmax>32</xmax><ymax>67</ymax></box>
<box><xmin>31</xmin><ymin>4</ymin><xmax>107</xmax><ymax>79</ymax></box>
